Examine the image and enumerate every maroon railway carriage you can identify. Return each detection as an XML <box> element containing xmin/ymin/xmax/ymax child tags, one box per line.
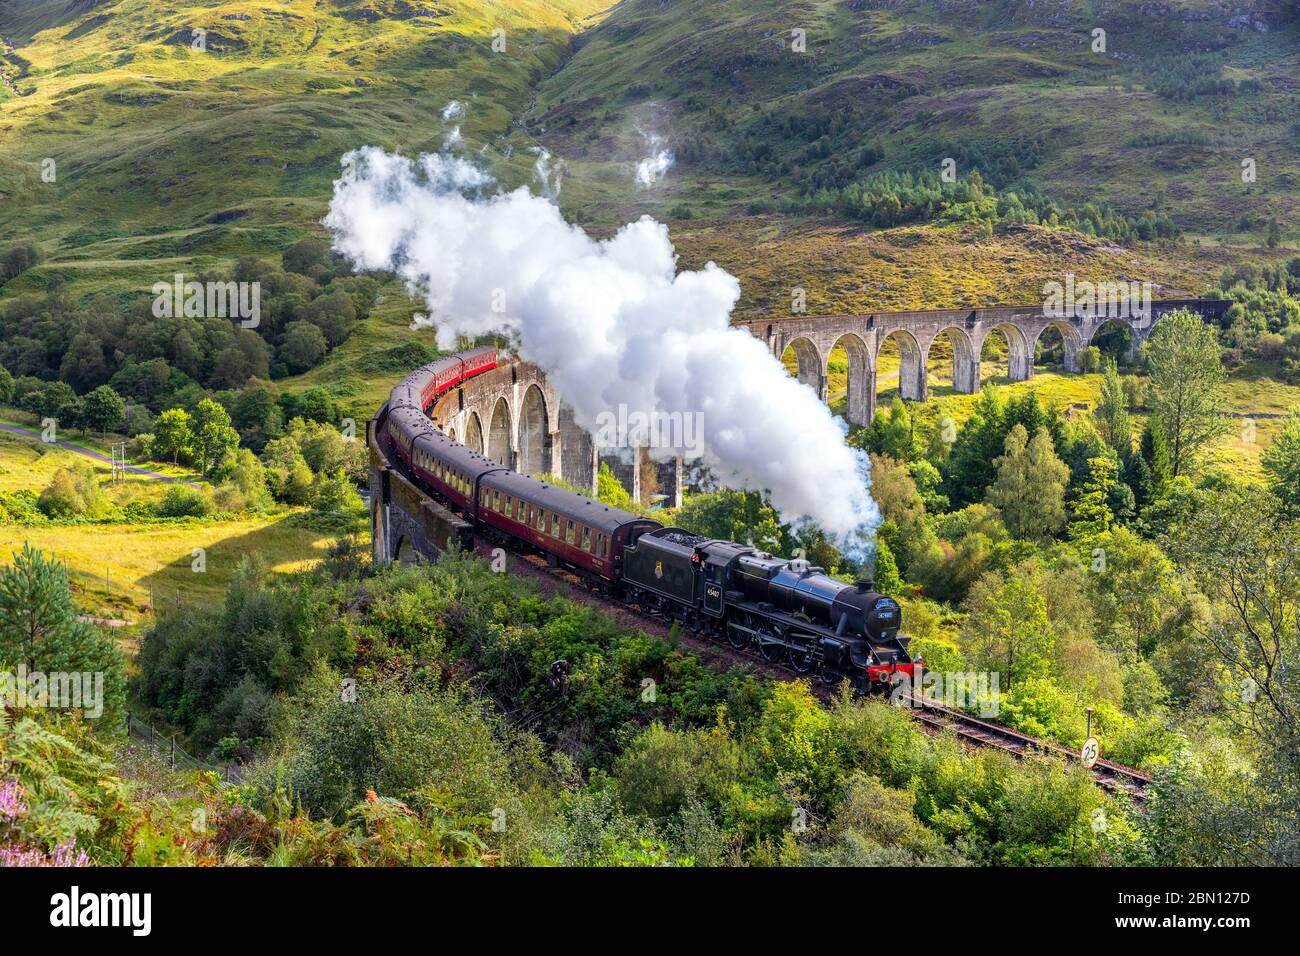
<box><xmin>409</xmin><ymin>427</ymin><xmax>503</xmax><ymax>515</ymax></box>
<box><xmin>476</xmin><ymin>469</ymin><xmax>656</xmax><ymax>581</ymax></box>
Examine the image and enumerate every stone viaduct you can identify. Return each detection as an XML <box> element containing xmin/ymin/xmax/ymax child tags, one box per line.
<box><xmin>369</xmin><ymin>298</ymin><xmax>1231</xmax><ymax>563</ymax></box>
<box><xmin>740</xmin><ymin>298</ymin><xmax>1230</xmax><ymax>427</ymax></box>
<box><xmin>427</xmin><ymin>359</ymin><xmax>685</xmax><ymax>508</ymax></box>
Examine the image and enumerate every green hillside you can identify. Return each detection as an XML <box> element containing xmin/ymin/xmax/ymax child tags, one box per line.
<box><xmin>3</xmin><ymin>0</ymin><xmax>1296</xmax><ymax>309</ymax></box>
<box><xmin>532</xmin><ymin>0</ymin><xmax>1300</xmax><ymax>243</ymax></box>
<box><xmin>0</xmin><ymin>0</ymin><xmax>607</xmax><ymax>290</ymax></box>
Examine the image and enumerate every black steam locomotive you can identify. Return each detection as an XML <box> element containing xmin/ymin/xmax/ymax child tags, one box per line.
<box><xmin>375</xmin><ymin>347</ymin><xmax>919</xmax><ymax>691</ymax></box>
<box><xmin>622</xmin><ymin>528</ymin><xmax>913</xmax><ymax>688</ymax></box>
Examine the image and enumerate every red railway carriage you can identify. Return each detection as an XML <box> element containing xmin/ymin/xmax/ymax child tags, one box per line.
<box><xmin>422</xmin><ymin>357</ymin><xmax>467</xmax><ymax>408</ymax></box>
<box><xmin>476</xmin><ymin>469</ymin><xmax>656</xmax><ymax>581</ymax></box>
<box><xmin>458</xmin><ymin>345</ymin><xmax>498</xmax><ymax>382</ymax></box>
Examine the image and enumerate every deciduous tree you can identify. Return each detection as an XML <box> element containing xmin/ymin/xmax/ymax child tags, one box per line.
<box><xmin>1146</xmin><ymin>308</ymin><xmax>1229</xmax><ymax>477</ymax></box>
<box><xmin>153</xmin><ymin>408</ymin><xmax>193</xmax><ymax>465</ymax></box>
<box><xmin>986</xmin><ymin>424</ymin><xmax>1069</xmax><ymax>542</ymax></box>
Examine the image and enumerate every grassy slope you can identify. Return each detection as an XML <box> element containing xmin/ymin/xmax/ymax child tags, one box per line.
<box><xmin>0</xmin><ymin>423</ymin><xmax>332</xmax><ymax>619</ymax></box>
<box><xmin>0</xmin><ymin>0</ymin><xmax>609</xmax><ymax>296</ymax></box>
<box><xmin>532</xmin><ymin>0</ymin><xmax>1300</xmax><ymax>242</ymax></box>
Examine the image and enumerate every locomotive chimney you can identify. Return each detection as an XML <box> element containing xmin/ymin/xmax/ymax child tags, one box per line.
<box><xmin>856</xmin><ymin>578</ymin><xmax>874</xmax><ymax>592</ymax></box>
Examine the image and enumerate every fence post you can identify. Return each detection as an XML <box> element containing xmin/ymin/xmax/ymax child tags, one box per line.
<box><xmin>170</xmin><ymin>736</ymin><xmax>176</xmax><ymax>769</ymax></box>
<box><xmin>150</xmin><ymin>723</ymin><xmax>155</xmax><ymax>745</ymax></box>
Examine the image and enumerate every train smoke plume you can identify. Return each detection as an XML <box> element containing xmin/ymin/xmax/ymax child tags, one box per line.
<box><xmin>324</xmin><ymin>147</ymin><xmax>881</xmax><ymax>555</ymax></box>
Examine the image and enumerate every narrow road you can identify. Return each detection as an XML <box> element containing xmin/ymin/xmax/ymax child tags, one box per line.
<box><xmin>0</xmin><ymin>422</ymin><xmax>197</xmax><ymax>485</ymax></box>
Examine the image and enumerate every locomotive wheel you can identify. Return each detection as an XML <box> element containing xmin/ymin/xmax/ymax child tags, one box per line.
<box><xmin>817</xmin><ymin>665</ymin><xmax>839</xmax><ymax>685</ymax></box>
<box><xmin>726</xmin><ymin>625</ymin><xmax>748</xmax><ymax>649</ymax></box>
<box><xmin>788</xmin><ymin>649</ymin><xmax>814</xmax><ymax>674</ymax></box>
<box><xmin>759</xmin><ymin>640</ymin><xmax>787</xmax><ymax>664</ymax></box>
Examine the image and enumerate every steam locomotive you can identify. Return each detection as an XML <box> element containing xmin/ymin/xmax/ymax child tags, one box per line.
<box><xmin>375</xmin><ymin>347</ymin><xmax>919</xmax><ymax>691</ymax></box>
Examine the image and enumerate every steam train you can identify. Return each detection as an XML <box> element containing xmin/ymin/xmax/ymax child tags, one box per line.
<box><xmin>375</xmin><ymin>347</ymin><xmax>919</xmax><ymax>691</ymax></box>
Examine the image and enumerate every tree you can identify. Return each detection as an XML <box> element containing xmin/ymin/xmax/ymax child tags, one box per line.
<box><xmin>81</xmin><ymin>385</ymin><xmax>125</xmax><ymax>436</ymax></box>
<box><xmin>1163</xmin><ymin>488</ymin><xmax>1300</xmax><ymax>862</ymax></box>
<box><xmin>675</xmin><ymin>488</ymin><xmax>780</xmax><ymax>550</ymax></box>
<box><xmin>960</xmin><ymin>564</ymin><xmax>1056</xmax><ymax>687</ymax></box>
<box><xmin>1267</xmin><ymin>218</ymin><xmax>1281</xmax><ymax>249</ymax></box>
<box><xmin>986</xmin><ymin>424</ymin><xmax>1070</xmax><ymax>542</ymax></box>
<box><xmin>1146</xmin><ymin>308</ymin><xmax>1229</xmax><ymax>477</ymax></box>
<box><xmin>871</xmin><ymin>536</ymin><xmax>901</xmax><ymax>597</ymax></box>
<box><xmin>1069</xmin><ymin>456</ymin><xmax>1117</xmax><ymax>539</ymax></box>
<box><xmin>1</xmin><ymin>241</ymin><xmax>41</xmax><ymax>282</ymax></box>
<box><xmin>1263</xmin><ymin>406</ymin><xmax>1300</xmax><ymax>510</ymax></box>
<box><xmin>36</xmin><ymin>470</ymin><xmax>87</xmax><ymax>519</ymax></box>
<box><xmin>0</xmin><ymin>544</ymin><xmax>126</xmax><ymax>722</ymax></box>
<box><xmin>192</xmin><ymin>398</ymin><xmax>241</xmax><ymax>476</ymax></box>
<box><xmin>282</xmin><ymin>238</ymin><xmax>331</xmax><ymax>277</ymax></box>
<box><xmin>869</xmin><ymin>398</ymin><xmax>916</xmax><ymax>461</ymax></box>
<box><xmin>59</xmin><ymin>332</ymin><xmax>110</xmax><ymax>393</ymax></box>
<box><xmin>278</xmin><ymin>321</ymin><xmax>328</xmax><ymax>374</ymax></box>
<box><xmin>1094</xmin><ymin>358</ymin><xmax>1131</xmax><ymax>452</ymax></box>
<box><xmin>312</xmin><ymin>468</ymin><xmax>361</xmax><ymax>514</ymax></box>
<box><xmin>1140</xmin><ymin>418</ymin><xmax>1173</xmax><ymax>497</ymax></box>
<box><xmin>153</xmin><ymin>408</ymin><xmax>193</xmax><ymax>464</ymax></box>
<box><xmin>232</xmin><ymin>381</ymin><xmax>282</xmax><ymax>452</ymax></box>
<box><xmin>0</xmin><ymin>363</ymin><xmax>13</xmax><ymax>404</ymax></box>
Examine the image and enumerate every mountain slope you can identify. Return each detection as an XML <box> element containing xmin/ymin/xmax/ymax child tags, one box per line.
<box><xmin>531</xmin><ymin>0</ymin><xmax>1300</xmax><ymax>241</ymax></box>
<box><xmin>0</xmin><ymin>0</ymin><xmax>607</xmax><ymax>283</ymax></box>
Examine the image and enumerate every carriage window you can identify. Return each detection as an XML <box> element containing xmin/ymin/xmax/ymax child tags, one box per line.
<box><xmin>493</xmin><ymin>491</ymin><xmax>501</xmax><ymax>511</ymax></box>
<box><xmin>539</xmin><ymin>510</ymin><xmax>549</xmax><ymax>532</ymax></box>
<box><xmin>582</xmin><ymin>527</ymin><xmax>592</xmax><ymax>551</ymax></box>
<box><xmin>506</xmin><ymin>496</ymin><xmax>514</xmax><ymax>517</ymax></box>
<box><xmin>565</xmin><ymin>520</ymin><xmax>575</xmax><ymax>544</ymax></box>
<box><xmin>599</xmin><ymin>535</ymin><xmax>608</xmax><ymax>558</ymax></box>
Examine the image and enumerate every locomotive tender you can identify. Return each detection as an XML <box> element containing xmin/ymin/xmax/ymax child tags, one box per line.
<box><xmin>375</xmin><ymin>347</ymin><xmax>919</xmax><ymax>691</ymax></box>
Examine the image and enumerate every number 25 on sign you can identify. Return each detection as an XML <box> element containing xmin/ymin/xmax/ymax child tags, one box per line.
<box><xmin>1080</xmin><ymin>735</ymin><xmax>1100</xmax><ymax>769</ymax></box>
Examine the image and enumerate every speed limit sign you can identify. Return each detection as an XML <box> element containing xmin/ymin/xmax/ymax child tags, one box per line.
<box><xmin>1080</xmin><ymin>735</ymin><xmax>1100</xmax><ymax>769</ymax></box>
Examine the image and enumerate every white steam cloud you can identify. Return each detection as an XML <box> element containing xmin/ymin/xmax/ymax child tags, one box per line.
<box><xmin>635</xmin><ymin>131</ymin><xmax>674</xmax><ymax>187</ymax></box>
<box><xmin>324</xmin><ymin>147</ymin><xmax>880</xmax><ymax>555</ymax></box>
<box><xmin>529</xmin><ymin>146</ymin><xmax>562</xmax><ymax>198</ymax></box>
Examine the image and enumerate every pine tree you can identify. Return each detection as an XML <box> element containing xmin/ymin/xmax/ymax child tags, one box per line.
<box><xmin>1095</xmin><ymin>358</ymin><xmax>1132</xmax><ymax>452</ymax></box>
<box><xmin>1070</xmin><ymin>456</ymin><xmax>1118</xmax><ymax>539</ymax></box>
<box><xmin>0</xmin><ymin>545</ymin><xmax>127</xmax><ymax>724</ymax></box>
<box><xmin>1140</xmin><ymin>418</ymin><xmax>1173</xmax><ymax>497</ymax></box>
<box><xmin>0</xmin><ymin>544</ymin><xmax>80</xmax><ymax>671</ymax></box>
<box><xmin>871</xmin><ymin>536</ymin><xmax>902</xmax><ymax>597</ymax></box>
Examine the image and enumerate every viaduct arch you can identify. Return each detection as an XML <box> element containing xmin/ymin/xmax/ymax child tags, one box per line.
<box><xmin>756</xmin><ymin>299</ymin><xmax>1228</xmax><ymax>426</ymax></box>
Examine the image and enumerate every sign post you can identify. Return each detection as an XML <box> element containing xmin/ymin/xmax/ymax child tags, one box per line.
<box><xmin>1081</xmin><ymin>706</ymin><xmax>1099</xmax><ymax>769</ymax></box>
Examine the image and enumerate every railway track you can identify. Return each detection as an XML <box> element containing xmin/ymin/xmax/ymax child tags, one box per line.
<box><xmin>493</xmin><ymin>544</ymin><xmax>1153</xmax><ymax>803</ymax></box>
<box><xmin>902</xmin><ymin>694</ymin><xmax>1150</xmax><ymax>800</ymax></box>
